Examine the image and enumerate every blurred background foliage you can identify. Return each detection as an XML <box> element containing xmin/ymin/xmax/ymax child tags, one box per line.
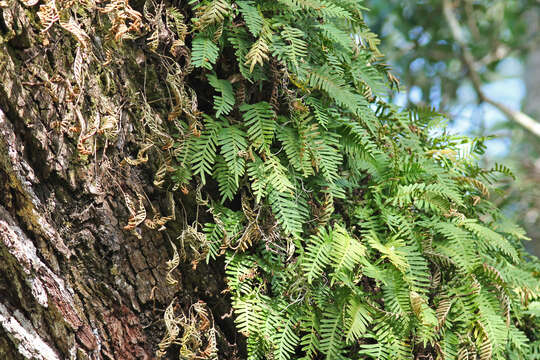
<box><xmin>365</xmin><ymin>0</ymin><xmax>540</xmax><ymax>255</ymax></box>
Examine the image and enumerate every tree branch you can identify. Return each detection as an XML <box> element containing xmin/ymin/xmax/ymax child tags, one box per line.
<box><xmin>442</xmin><ymin>0</ymin><xmax>540</xmax><ymax>137</ymax></box>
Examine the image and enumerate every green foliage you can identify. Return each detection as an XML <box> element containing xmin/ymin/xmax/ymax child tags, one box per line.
<box><xmin>192</xmin><ymin>36</ymin><xmax>220</xmax><ymax>69</ymax></box>
<box><xmin>208</xmin><ymin>74</ymin><xmax>235</xmax><ymax>117</ymax></box>
<box><xmin>162</xmin><ymin>0</ymin><xmax>540</xmax><ymax>358</ymax></box>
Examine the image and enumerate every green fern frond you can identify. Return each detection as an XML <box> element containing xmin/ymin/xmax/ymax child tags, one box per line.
<box><xmin>345</xmin><ymin>297</ymin><xmax>372</xmax><ymax>343</ymax></box>
<box><xmin>240</xmin><ymin>102</ymin><xmax>276</xmax><ymax>151</ymax></box>
<box><xmin>319</xmin><ymin>306</ymin><xmax>345</xmax><ymax>360</ymax></box>
<box><xmin>233</xmin><ymin>293</ymin><xmax>266</xmax><ymax>337</ymax></box>
<box><xmin>218</xmin><ymin>124</ymin><xmax>248</xmax><ymax>185</ymax></box>
<box><xmin>277</xmin><ymin>0</ymin><xmax>352</xmax><ymax>20</ymax></box>
<box><xmin>463</xmin><ymin>221</ymin><xmax>519</xmax><ymax>263</ymax></box>
<box><xmin>268</xmin><ymin>188</ymin><xmax>306</xmax><ymax>235</ymax></box>
<box><xmin>193</xmin><ymin>0</ymin><xmax>231</xmax><ymax>29</ymax></box>
<box><xmin>309</xmin><ymin>66</ymin><xmax>371</xmax><ymax>116</ymax></box>
<box><xmin>215</xmin><ymin>155</ymin><xmax>239</xmax><ymax>201</ymax></box>
<box><xmin>192</xmin><ymin>36</ymin><xmax>219</xmax><ymax>69</ymax></box>
<box><xmin>317</xmin><ymin>23</ymin><xmax>354</xmax><ymax>52</ymax></box>
<box><xmin>208</xmin><ymin>74</ymin><xmax>235</xmax><ymax>117</ymax></box>
<box><xmin>272</xmin><ymin>316</ymin><xmax>300</xmax><ymax>360</ymax></box>
<box><xmin>190</xmin><ymin>116</ymin><xmax>221</xmax><ymax>183</ymax></box>
<box><xmin>247</xmin><ymin>155</ymin><xmax>268</xmax><ymax>203</ymax></box>
<box><xmin>276</xmin><ymin>25</ymin><xmax>308</xmax><ymax>70</ymax></box>
<box><xmin>330</xmin><ymin>224</ymin><xmax>366</xmax><ymax>276</ymax></box>
<box><xmin>302</xmin><ymin>227</ymin><xmax>333</xmax><ymax>283</ymax></box>
<box><xmin>237</xmin><ymin>0</ymin><xmax>264</xmax><ymax>36</ymax></box>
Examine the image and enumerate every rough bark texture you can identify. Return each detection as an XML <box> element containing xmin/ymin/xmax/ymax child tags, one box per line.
<box><xmin>0</xmin><ymin>2</ymin><xmax>235</xmax><ymax>359</ymax></box>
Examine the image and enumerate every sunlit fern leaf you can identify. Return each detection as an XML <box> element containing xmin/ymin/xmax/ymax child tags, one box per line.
<box><xmin>507</xmin><ymin>324</ymin><xmax>530</xmax><ymax>357</ymax></box>
<box><xmin>277</xmin><ymin>0</ymin><xmax>352</xmax><ymax>19</ymax></box>
<box><xmin>403</xmin><ymin>246</ymin><xmax>431</xmax><ymax>293</ymax></box>
<box><xmin>190</xmin><ymin>116</ymin><xmax>221</xmax><ymax>184</ymax></box>
<box><xmin>299</xmin><ymin>312</ymin><xmax>321</xmax><ymax>360</ymax></box>
<box><xmin>309</xmin><ymin>66</ymin><xmax>371</xmax><ymax>116</ymax></box>
<box><xmin>233</xmin><ymin>293</ymin><xmax>266</xmax><ymax>337</ymax></box>
<box><xmin>192</xmin><ymin>36</ymin><xmax>219</xmax><ymax>69</ymax></box>
<box><xmin>463</xmin><ymin>221</ymin><xmax>519</xmax><ymax>263</ymax></box>
<box><xmin>237</xmin><ymin>0</ymin><xmax>264</xmax><ymax>36</ymax></box>
<box><xmin>330</xmin><ymin>224</ymin><xmax>366</xmax><ymax>277</ymax></box>
<box><xmin>305</xmin><ymin>97</ymin><xmax>330</xmax><ymax>128</ymax></box>
<box><xmin>264</xmin><ymin>154</ymin><xmax>295</xmax><ymax>194</ymax></box>
<box><xmin>302</xmin><ymin>227</ymin><xmax>333</xmax><ymax>283</ymax></box>
<box><xmin>208</xmin><ymin>74</ymin><xmax>235</xmax><ymax>117</ymax></box>
<box><xmin>317</xmin><ymin>23</ymin><xmax>354</xmax><ymax>53</ymax></box>
<box><xmin>276</xmin><ymin>26</ymin><xmax>307</xmax><ymax>71</ymax></box>
<box><xmin>272</xmin><ymin>316</ymin><xmax>300</xmax><ymax>360</ymax></box>
<box><xmin>365</xmin><ymin>231</ymin><xmax>409</xmax><ymax>273</ymax></box>
<box><xmin>225</xmin><ymin>254</ymin><xmax>258</xmax><ymax>294</ymax></box>
<box><xmin>382</xmin><ymin>273</ymin><xmax>412</xmax><ymax>317</ymax></box>
<box><xmin>268</xmin><ymin>189</ymin><xmax>305</xmax><ymax>235</ymax></box>
<box><xmin>214</xmin><ymin>156</ymin><xmax>239</xmax><ymax>201</ymax></box>
<box><xmin>277</xmin><ymin>125</ymin><xmax>314</xmax><ymax>176</ymax></box>
<box><xmin>193</xmin><ymin>0</ymin><xmax>231</xmax><ymax>29</ymax></box>
<box><xmin>246</xmin><ymin>31</ymin><xmax>271</xmax><ymax>72</ymax></box>
<box><xmin>319</xmin><ymin>306</ymin><xmax>345</xmax><ymax>360</ymax></box>
<box><xmin>247</xmin><ymin>155</ymin><xmax>268</xmax><ymax>203</ymax></box>
<box><xmin>240</xmin><ymin>102</ymin><xmax>276</xmax><ymax>151</ymax></box>
<box><xmin>345</xmin><ymin>297</ymin><xmax>372</xmax><ymax>343</ymax></box>
<box><xmin>349</xmin><ymin>56</ymin><xmax>387</xmax><ymax>97</ymax></box>
<box><xmin>432</xmin><ymin>221</ymin><xmax>480</xmax><ymax>271</ymax></box>
<box><xmin>311</xmin><ymin>131</ymin><xmax>342</xmax><ymax>183</ymax></box>
<box><xmin>218</xmin><ymin>125</ymin><xmax>248</xmax><ymax>186</ymax></box>
<box><xmin>437</xmin><ymin>331</ymin><xmax>459</xmax><ymax>360</ymax></box>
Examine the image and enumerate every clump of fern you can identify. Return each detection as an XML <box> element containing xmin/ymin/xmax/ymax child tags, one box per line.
<box><xmin>157</xmin><ymin>1</ymin><xmax>540</xmax><ymax>359</ymax></box>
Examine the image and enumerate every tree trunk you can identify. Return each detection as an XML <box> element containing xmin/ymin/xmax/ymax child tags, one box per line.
<box><xmin>0</xmin><ymin>2</ymin><xmax>234</xmax><ymax>359</ymax></box>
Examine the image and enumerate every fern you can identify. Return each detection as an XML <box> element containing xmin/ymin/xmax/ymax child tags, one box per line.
<box><xmin>268</xmin><ymin>189</ymin><xmax>306</xmax><ymax>235</ymax></box>
<box><xmin>208</xmin><ymin>74</ymin><xmax>235</xmax><ymax>117</ymax></box>
<box><xmin>275</xmin><ymin>25</ymin><xmax>308</xmax><ymax>71</ymax></box>
<box><xmin>158</xmin><ymin>1</ymin><xmax>540</xmax><ymax>358</ymax></box>
<box><xmin>30</xmin><ymin>0</ymin><xmax>540</xmax><ymax>356</ymax></box>
<box><xmin>329</xmin><ymin>224</ymin><xmax>365</xmax><ymax>276</ymax></box>
<box><xmin>240</xmin><ymin>102</ymin><xmax>276</xmax><ymax>151</ymax></box>
<box><xmin>192</xmin><ymin>36</ymin><xmax>219</xmax><ymax>69</ymax></box>
<box><xmin>246</xmin><ymin>26</ymin><xmax>272</xmax><ymax>72</ymax></box>
<box><xmin>190</xmin><ymin>116</ymin><xmax>221</xmax><ymax>184</ymax></box>
<box><xmin>345</xmin><ymin>297</ymin><xmax>372</xmax><ymax>343</ymax></box>
<box><xmin>302</xmin><ymin>227</ymin><xmax>333</xmax><ymax>283</ymax></box>
<box><xmin>237</xmin><ymin>0</ymin><xmax>264</xmax><ymax>36</ymax></box>
<box><xmin>319</xmin><ymin>306</ymin><xmax>345</xmax><ymax>360</ymax></box>
<box><xmin>218</xmin><ymin>124</ymin><xmax>248</xmax><ymax>186</ymax></box>
<box><xmin>192</xmin><ymin>0</ymin><xmax>231</xmax><ymax>29</ymax></box>
<box><xmin>272</xmin><ymin>316</ymin><xmax>301</xmax><ymax>360</ymax></box>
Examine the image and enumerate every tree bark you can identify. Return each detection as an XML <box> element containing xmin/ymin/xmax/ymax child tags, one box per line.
<box><xmin>0</xmin><ymin>2</ymin><xmax>234</xmax><ymax>359</ymax></box>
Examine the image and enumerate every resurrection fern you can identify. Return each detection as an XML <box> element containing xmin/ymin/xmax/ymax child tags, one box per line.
<box><xmin>174</xmin><ymin>0</ymin><xmax>540</xmax><ymax>357</ymax></box>
<box><xmin>208</xmin><ymin>74</ymin><xmax>235</xmax><ymax>117</ymax></box>
<box><xmin>42</xmin><ymin>0</ymin><xmax>540</xmax><ymax>358</ymax></box>
<box><xmin>191</xmin><ymin>36</ymin><xmax>220</xmax><ymax>69</ymax></box>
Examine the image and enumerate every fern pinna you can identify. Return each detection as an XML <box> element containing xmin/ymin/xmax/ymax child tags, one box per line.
<box><xmin>172</xmin><ymin>0</ymin><xmax>540</xmax><ymax>359</ymax></box>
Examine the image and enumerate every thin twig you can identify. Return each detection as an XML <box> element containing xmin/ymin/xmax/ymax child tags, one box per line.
<box><xmin>442</xmin><ymin>0</ymin><xmax>540</xmax><ymax>137</ymax></box>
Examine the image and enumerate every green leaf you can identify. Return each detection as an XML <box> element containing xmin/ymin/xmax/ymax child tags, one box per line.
<box><xmin>208</xmin><ymin>74</ymin><xmax>235</xmax><ymax>117</ymax></box>
<box><xmin>240</xmin><ymin>102</ymin><xmax>276</xmax><ymax>151</ymax></box>
<box><xmin>192</xmin><ymin>36</ymin><xmax>219</xmax><ymax>69</ymax></box>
